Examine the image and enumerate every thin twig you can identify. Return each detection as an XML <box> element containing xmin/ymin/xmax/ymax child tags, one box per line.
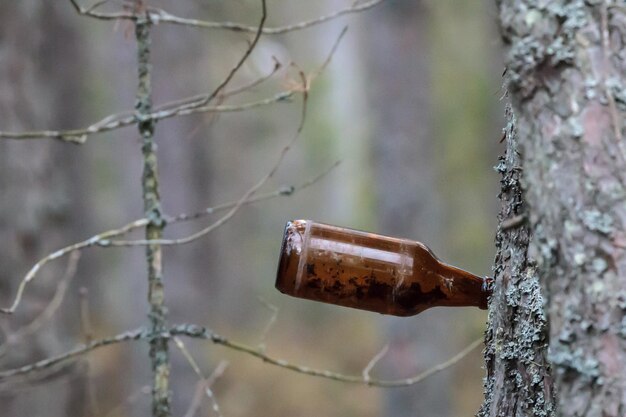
<box><xmin>311</xmin><ymin>26</ymin><xmax>348</xmax><ymax>81</ymax></box>
<box><xmin>68</xmin><ymin>0</ymin><xmax>384</xmax><ymax>35</ymax></box>
<box><xmin>186</xmin><ymin>327</ymin><xmax>484</xmax><ymax>388</ymax></box>
<box><xmin>256</xmin><ymin>297</ymin><xmax>279</xmax><ymax>346</ymax></box>
<box><xmin>2</xmin><ymin>5</ymin><xmax>353</xmax><ymax>145</ymax></box>
<box><xmin>197</xmin><ymin>57</ymin><xmax>284</xmax><ymax>131</ymax></box>
<box><xmin>69</xmin><ymin>0</ymin><xmax>135</xmax><ymax>20</ymax></box>
<box><xmin>0</xmin><ymin>91</ymin><xmax>293</xmax><ymax>143</ymax></box>
<box><xmin>165</xmin><ymin>160</ymin><xmax>339</xmax><ymax>224</ymax></box>
<box><xmin>155</xmin><ymin>58</ymin><xmax>282</xmax><ymax>115</ymax></box>
<box><xmin>0</xmin><ymin>251</ymin><xmax>81</xmax><ymax>357</ymax></box>
<box><xmin>108</xmin><ymin>131</ymin><xmax>298</xmax><ymax>247</ymax></box>
<box><xmin>148</xmin><ymin>0</ymin><xmax>383</xmax><ymax>34</ymax></box>
<box><xmin>0</xmin><ymin>219</ymin><xmax>147</xmax><ymax>315</ymax></box>
<box><xmin>184</xmin><ymin>381</ymin><xmax>207</xmax><ymax>417</ymax></box>
<box><xmin>0</xmin><ymin>325</ymin><xmax>484</xmax><ymax>388</ymax></box>
<box><xmin>174</xmin><ymin>337</ymin><xmax>224</xmax><ymax>417</ymax></box>
<box><xmin>206</xmin><ymin>360</ymin><xmax>229</xmax><ymax>387</ymax></box>
<box><xmin>362</xmin><ymin>344</ymin><xmax>389</xmax><ymax>383</ymax></box>
<box><xmin>183</xmin><ymin>361</ymin><xmax>229</xmax><ymax>417</ymax></box>
<box><xmin>73</xmin><ymin>0</ymin><xmax>269</xmax><ymax>139</ymax></box>
<box><xmin>0</xmin><ymin>327</ymin><xmax>147</xmax><ymax>379</ymax></box>
<box><xmin>78</xmin><ymin>285</ymin><xmax>101</xmax><ymax>417</ymax></box>
<box><xmin>79</xmin><ymin>287</ymin><xmax>94</xmax><ymax>344</ymax></box>
<box><xmin>191</xmin><ymin>0</ymin><xmax>267</xmax><ymax>110</ymax></box>
<box><xmin>83</xmin><ymin>361</ymin><xmax>101</xmax><ymax>417</ymax></box>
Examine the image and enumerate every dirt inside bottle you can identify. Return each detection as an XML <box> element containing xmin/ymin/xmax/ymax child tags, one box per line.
<box><xmin>276</xmin><ymin>220</ymin><xmax>489</xmax><ymax>316</ymax></box>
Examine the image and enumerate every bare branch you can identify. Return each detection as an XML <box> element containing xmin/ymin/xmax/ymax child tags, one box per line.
<box><xmin>150</xmin><ymin>91</ymin><xmax>293</xmax><ymax>125</ymax></box>
<box><xmin>0</xmin><ymin>164</ymin><xmax>336</xmax><ymax>315</ymax></box>
<box><xmin>149</xmin><ymin>0</ymin><xmax>383</xmax><ymax>34</ymax></box>
<box><xmin>191</xmin><ymin>0</ymin><xmax>268</xmax><ymax>110</ymax></box>
<box><xmin>82</xmin><ymin>360</ymin><xmax>101</xmax><ymax>417</ymax></box>
<box><xmin>155</xmin><ymin>58</ymin><xmax>283</xmax><ymax>115</ymax></box>
<box><xmin>68</xmin><ymin>0</ymin><xmax>384</xmax><ymax>34</ymax></box>
<box><xmin>0</xmin><ymin>91</ymin><xmax>292</xmax><ymax>143</ymax></box>
<box><xmin>0</xmin><ymin>219</ymin><xmax>147</xmax><ymax>315</ymax></box>
<box><xmin>310</xmin><ymin>26</ymin><xmax>349</xmax><ymax>81</ymax></box>
<box><xmin>0</xmin><ymin>252</ymin><xmax>81</xmax><ymax>357</ymax></box>
<box><xmin>0</xmin><ymin>325</ymin><xmax>483</xmax><ymax>389</ymax></box>
<box><xmin>5</xmin><ymin>3</ymin><xmax>355</xmax><ymax>146</ymax></box>
<box><xmin>184</xmin><ymin>361</ymin><xmax>229</xmax><ymax>417</ymax></box>
<box><xmin>256</xmin><ymin>297</ymin><xmax>279</xmax><ymax>346</ymax></box>
<box><xmin>183</xmin><ymin>327</ymin><xmax>484</xmax><ymax>388</ymax></box>
<box><xmin>184</xmin><ymin>382</ymin><xmax>207</xmax><ymax>417</ymax></box>
<box><xmin>79</xmin><ymin>287</ymin><xmax>94</xmax><ymax>343</ymax></box>
<box><xmin>165</xmin><ymin>160</ymin><xmax>339</xmax><ymax>224</ymax></box>
<box><xmin>0</xmin><ymin>327</ymin><xmax>147</xmax><ymax>379</ymax></box>
<box><xmin>69</xmin><ymin>0</ymin><xmax>135</xmax><ymax>20</ymax></box>
<box><xmin>109</xmin><ymin>137</ymin><xmax>295</xmax><ymax>247</ymax></box>
<box><xmin>362</xmin><ymin>344</ymin><xmax>389</xmax><ymax>383</ymax></box>
<box><xmin>174</xmin><ymin>337</ymin><xmax>224</xmax><ymax>417</ymax></box>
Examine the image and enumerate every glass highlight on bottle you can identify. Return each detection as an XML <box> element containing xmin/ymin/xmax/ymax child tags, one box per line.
<box><xmin>276</xmin><ymin>220</ymin><xmax>490</xmax><ymax>316</ymax></box>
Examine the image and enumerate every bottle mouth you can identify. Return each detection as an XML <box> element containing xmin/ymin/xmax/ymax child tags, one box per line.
<box><xmin>276</xmin><ymin>220</ymin><xmax>308</xmax><ymax>294</ymax></box>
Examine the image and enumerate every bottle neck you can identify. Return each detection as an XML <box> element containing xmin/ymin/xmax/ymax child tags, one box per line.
<box><xmin>434</xmin><ymin>262</ymin><xmax>490</xmax><ymax>309</ymax></box>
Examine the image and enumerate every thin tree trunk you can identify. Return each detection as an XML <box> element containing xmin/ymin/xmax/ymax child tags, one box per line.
<box><xmin>361</xmin><ymin>2</ymin><xmax>451</xmax><ymax>416</ymax></box>
<box><xmin>0</xmin><ymin>2</ymin><xmax>86</xmax><ymax>416</ymax></box>
<box><xmin>491</xmin><ymin>1</ymin><xmax>626</xmax><ymax>415</ymax></box>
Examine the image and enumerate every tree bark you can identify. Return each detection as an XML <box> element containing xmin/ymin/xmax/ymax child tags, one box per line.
<box><xmin>492</xmin><ymin>1</ymin><xmax>626</xmax><ymax>416</ymax></box>
<box><xmin>478</xmin><ymin>103</ymin><xmax>555</xmax><ymax>417</ymax></box>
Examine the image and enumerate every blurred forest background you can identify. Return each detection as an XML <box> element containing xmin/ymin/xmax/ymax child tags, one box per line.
<box><xmin>0</xmin><ymin>1</ymin><xmax>504</xmax><ymax>416</ymax></box>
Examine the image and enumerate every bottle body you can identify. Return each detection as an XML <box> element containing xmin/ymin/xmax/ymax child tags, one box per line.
<box><xmin>276</xmin><ymin>220</ymin><xmax>489</xmax><ymax>316</ymax></box>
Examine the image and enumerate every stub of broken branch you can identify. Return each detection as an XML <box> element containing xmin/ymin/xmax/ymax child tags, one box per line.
<box><xmin>500</xmin><ymin>214</ymin><xmax>527</xmax><ymax>230</ymax></box>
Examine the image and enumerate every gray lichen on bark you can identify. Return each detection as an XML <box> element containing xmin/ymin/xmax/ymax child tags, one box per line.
<box><xmin>496</xmin><ymin>1</ymin><xmax>626</xmax><ymax>415</ymax></box>
<box><xmin>478</xmin><ymin>103</ymin><xmax>555</xmax><ymax>417</ymax></box>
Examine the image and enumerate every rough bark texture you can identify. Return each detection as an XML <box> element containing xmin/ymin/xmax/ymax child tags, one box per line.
<box><xmin>478</xmin><ymin>104</ymin><xmax>555</xmax><ymax>417</ymax></box>
<box><xmin>135</xmin><ymin>17</ymin><xmax>171</xmax><ymax>417</ymax></box>
<box><xmin>497</xmin><ymin>1</ymin><xmax>626</xmax><ymax>416</ymax></box>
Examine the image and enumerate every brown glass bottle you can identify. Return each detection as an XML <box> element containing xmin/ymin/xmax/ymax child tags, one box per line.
<box><xmin>276</xmin><ymin>220</ymin><xmax>490</xmax><ymax>316</ymax></box>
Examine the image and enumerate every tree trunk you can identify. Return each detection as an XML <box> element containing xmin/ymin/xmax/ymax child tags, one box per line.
<box><xmin>488</xmin><ymin>1</ymin><xmax>626</xmax><ymax>415</ymax></box>
<box><xmin>363</xmin><ymin>1</ymin><xmax>453</xmax><ymax>417</ymax></box>
<box><xmin>0</xmin><ymin>2</ymin><xmax>87</xmax><ymax>416</ymax></box>
<box><xmin>478</xmin><ymin>103</ymin><xmax>556</xmax><ymax>417</ymax></box>
<box><xmin>362</xmin><ymin>2</ymin><xmax>451</xmax><ymax>416</ymax></box>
